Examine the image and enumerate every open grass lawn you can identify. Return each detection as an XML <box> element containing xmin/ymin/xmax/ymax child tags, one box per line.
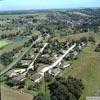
<box><xmin>0</xmin><ymin>40</ymin><xmax>8</xmax><ymax>49</ymax></box>
<box><xmin>1</xmin><ymin>85</ymin><xmax>33</xmax><ymax>100</ymax></box>
<box><xmin>60</xmin><ymin>43</ymin><xmax>100</xmax><ymax>100</ymax></box>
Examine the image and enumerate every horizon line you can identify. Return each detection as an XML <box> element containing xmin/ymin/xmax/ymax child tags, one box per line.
<box><xmin>0</xmin><ymin>7</ymin><xmax>100</xmax><ymax>12</ymax></box>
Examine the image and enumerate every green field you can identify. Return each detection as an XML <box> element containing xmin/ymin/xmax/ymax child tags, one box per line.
<box><xmin>0</xmin><ymin>40</ymin><xmax>8</xmax><ymax>49</ymax></box>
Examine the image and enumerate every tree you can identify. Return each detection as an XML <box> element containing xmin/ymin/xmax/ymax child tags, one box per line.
<box><xmin>6</xmin><ymin>78</ymin><xmax>17</xmax><ymax>87</ymax></box>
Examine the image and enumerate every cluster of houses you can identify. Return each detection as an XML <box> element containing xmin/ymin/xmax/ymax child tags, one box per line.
<box><xmin>5</xmin><ymin>41</ymin><xmax>85</xmax><ymax>84</ymax></box>
<box><xmin>30</xmin><ymin>42</ymin><xmax>85</xmax><ymax>83</ymax></box>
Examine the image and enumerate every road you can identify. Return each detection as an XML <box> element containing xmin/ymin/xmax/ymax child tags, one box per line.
<box><xmin>39</xmin><ymin>43</ymin><xmax>76</xmax><ymax>76</ymax></box>
<box><xmin>27</xmin><ymin>43</ymin><xmax>48</xmax><ymax>70</ymax></box>
<box><xmin>0</xmin><ymin>36</ymin><xmax>43</xmax><ymax>76</ymax></box>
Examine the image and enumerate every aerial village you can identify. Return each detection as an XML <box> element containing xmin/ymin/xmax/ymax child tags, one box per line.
<box><xmin>3</xmin><ymin>35</ymin><xmax>86</xmax><ymax>84</ymax></box>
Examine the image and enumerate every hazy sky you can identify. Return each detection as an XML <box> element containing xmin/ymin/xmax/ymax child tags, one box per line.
<box><xmin>0</xmin><ymin>0</ymin><xmax>100</xmax><ymax>11</ymax></box>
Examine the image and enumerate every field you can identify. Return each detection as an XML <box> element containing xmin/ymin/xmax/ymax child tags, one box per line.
<box><xmin>60</xmin><ymin>34</ymin><xmax>100</xmax><ymax>100</ymax></box>
<box><xmin>0</xmin><ymin>40</ymin><xmax>8</xmax><ymax>49</ymax></box>
<box><xmin>1</xmin><ymin>85</ymin><xmax>33</xmax><ymax>100</ymax></box>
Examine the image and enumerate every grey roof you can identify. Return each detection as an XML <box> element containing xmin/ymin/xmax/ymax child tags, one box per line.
<box><xmin>31</xmin><ymin>73</ymin><xmax>42</xmax><ymax>81</ymax></box>
<box><xmin>51</xmin><ymin>68</ymin><xmax>61</xmax><ymax>75</ymax></box>
<box><xmin>13</xmin><ymin>74</ymin><xmax>26</xmax><ymax>81</ymax></box>
<box><xmin>5</xmin><ymin>69</ymin><xmax>14</xmax><ymax>77</ymax></box>
<box><xmin>21</xmin><ymin>59</ymin><xmax>32</xmax><ymax>65</ymax></box>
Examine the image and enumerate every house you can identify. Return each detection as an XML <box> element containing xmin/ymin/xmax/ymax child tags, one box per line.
<box><xmin>5</xmin><ymin>69</ymin><xmax>26</xmax><ymax>78</ymax></box>
<box><xmin>22</xmin><ymin>53</ymin><xmax>32</xmax><ymax>60</ymax></box>
<box><xmin>50</xmin><ymin>67</ymin><xmax>61</xmax><ymax>76</ymax></box>
<box><xmin>64</xmin><ymin>53</ymin><xmax>71</xmax><ymax>59</ymax></box>
<box><xmin>31</xmin><ymin>73</ymin><xmax>42</xmax><ymax>83</ymax></box>
<box><xmin>13</xmin><ymin>74</ymin><xmax>26</xmax><ymax>82</ymax></box>
<box><xmin>5</xmin><ymin>69</ymin><xmax>15</xmax><ymax>78</ymax></box>
<box><xmin>77</xmin><ymin>44</ymin><xmax>82</xmax><ymax>50</ymax></box>
<box><xmin>59</xmin><ymin>49</ymin><xmax>66</xmax><ymax>54</ymax></box>
<box><xmin>60</xmin><ymin>63</ymin><xmax>70</xmax><ymax>69</ymax></box>
<box><xmin>41</xmin><ymin>54</ymin><xmax>50</xmax><ymax>58</ymax></box>
<box><xmin>81</xmin><ymin>42</ymin><xmax>85</xmax><ymax>47</ymax></box>
<box><xmin>20</xmin><ymin>59</ymin><xmax>32</xmax><ymax>66</ymax></box>
<box><xmin>72</xmin><ymin>51</ymin><xmax>78</xmax><ymax>59</ymax></box>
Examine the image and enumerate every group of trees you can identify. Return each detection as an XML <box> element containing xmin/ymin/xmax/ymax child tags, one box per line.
<box><xmin>5</xmin><ymin>78</ymin><xmax>17</xmax><ymax>87</ymax></box>
<box><xmin>34</xmin><ymin>76</ymin><xmax>84</xmax><ymax>100</ymax></box>
<box><xmin>0</xmin><ymin>32</ymin><xmax>19</xmax><ymax>39</ymax></box>
<box><xmin>5</xmin><ymin>78</ymin><xmax>25</xmax><ymax>88</ymax></box>
<box><xmin>74</xmin><ymin>36</ymin><xmax>95</xmax><ymax>46</ymax></box>
<box><xmin>0</xmin><ymin>52</ymin><xmax>14</xmax><ymax>65</ymax></box>
<box><xmin>48</xmin><ymin>76</ymin><xmax>84</xmax><ymax>100</ymax></box>
<box><xmin>0</xmin><ymin>47</ymin><xmax>20</xmax><ymax>65</ymax></box>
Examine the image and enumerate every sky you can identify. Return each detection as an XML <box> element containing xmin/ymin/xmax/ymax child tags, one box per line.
<box><xmin>0</xmin><ymin>0</ymin><xmax>100</xmax><ymax>11</ymax></box>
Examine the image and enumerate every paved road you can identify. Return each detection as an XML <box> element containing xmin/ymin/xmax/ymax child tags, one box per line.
<box><xmin>27</xmin><ymin>43</ymin><xmax>48</xmax><ymax>70</ymax></box>
<box><xmin>0</xmin><ymin>36</ymin><xmax>43</xmax><ymax>76</ymax></box>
